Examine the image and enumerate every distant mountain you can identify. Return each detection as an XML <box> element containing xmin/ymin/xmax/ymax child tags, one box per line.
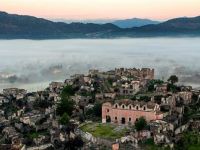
<box><xmin>118</xmin><ymin>16</ymin><xmax>200</xmax><ymax>37</ymax></box>
<box><xmin>159</xmin><ymin>16</ymin><xmax>200</xmax><ymax>30</ymax></box>
<box><xmin>51</xmin><ymin>19</ymin><xmax>114</xmax><ymax>24</ymax></box>
<box><xmin>51</xmin><ymin>18</ymin><xmax>159</xmax><ymax>27</ymax></box>
<box><xmin>0</xmin><ymin>11</ymin><xmax>119</xmax><ymax>38</ymax></box>
<box><xmin>0</xmin><ymin>11</ymin><xmax>200</xmax><ymax>39</ymax></box>
<box><xmin>112</xmin><ymin>18</ymin><xmax>160</xmax><ymax>28</ymax></box>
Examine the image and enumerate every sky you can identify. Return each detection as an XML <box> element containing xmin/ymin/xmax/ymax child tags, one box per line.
<box><xmin>0</xmin><ymin>0</ymin><xmax>200</xmax><ymax>20</ymax></box>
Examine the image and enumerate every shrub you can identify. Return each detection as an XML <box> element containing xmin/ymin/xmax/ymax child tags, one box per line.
<box><xmin>135</xmin><ymin>117</ymin><xmax>147</xmax><ymax>131</ymax></box>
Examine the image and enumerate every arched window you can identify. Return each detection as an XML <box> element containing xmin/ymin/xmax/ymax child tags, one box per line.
<box><xmin>122</xmin><ymin>105</ymin><xmax>125</xmax><ymax>109</ymax></box>
<box><xmin>136</xmin><ymin>106</ymin><xmax>139</xmax><ymax>110</ymax></box>
<box><xmin>115</xmin><ymin>117</ymin><xmax>117</xmax><ymax>120</ymax></box>
<box><xmin>115</xmin><ymin>104</ymin><xmax>118</xmax><ymax>108</ymax></box>
<box><xmin>129</xmin><ymin>105</ymin><xmax>132</xmax><ymax>109</ymax></box>
<box><xmin>129</xmin><ymin>118</ymin><xmax>131</xmax><ymax>122</ymax></box>
<box><xmin>143</xmin><ymin>106</ymin><xmax>146</xmax><ymax>111</ymax></box>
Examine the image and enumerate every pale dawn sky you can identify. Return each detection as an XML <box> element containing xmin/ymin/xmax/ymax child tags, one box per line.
<box><xmin>0</xmin><ymin>0</ymin><xmax>200</xmax><ymax>20</ymax></box>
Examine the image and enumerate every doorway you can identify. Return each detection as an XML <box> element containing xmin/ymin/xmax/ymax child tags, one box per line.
<box><xmin>121</xmin><ymin>117</ymin><xmax>126</xmax><ymax>124</ymax></box>
<box><xmin>106</xmin><ymin>115</ymin><xmax>111</xmax><ymax>123</ymax></box>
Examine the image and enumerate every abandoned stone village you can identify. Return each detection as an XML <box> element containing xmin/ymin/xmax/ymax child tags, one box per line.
<box><xmin>0</xmin><ymin>67</ymin><xmax>199</xmax><ymax>150</ymax></box>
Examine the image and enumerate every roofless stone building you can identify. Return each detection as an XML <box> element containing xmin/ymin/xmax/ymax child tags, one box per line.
<box><xmin>102</xmin><ymin>99</ymin><xmax>164</xmax><ymax>125</ymax></box>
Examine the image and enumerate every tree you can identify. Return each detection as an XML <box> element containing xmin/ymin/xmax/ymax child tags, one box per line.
<box><xmin>147</xmin><ymin>79</ymin><xmax>164</xmax><ymax>92</ymax></box>
<box><xmin>107</xmin><ymin>77</ymin><xmax>114</xmax><ymax>86</ymax></box>
<box><xmin>167</xmin><ymin>83</ymin><xmax>178</xmax><ymax>93</ymax></box>
<box><xmin>61</xmin><ymin>85</ymin><xmax>75</xmax><ymax>97</ymax></box>
<box><xmin>59</xmin><ymin>113</ymin><xmax>70</xmax><ymax>126</ymax></box>
<box><xmin>56</xmin><ymin>97</ymin><xmax>75</xmax><ymax>116</ymax></box>
<box><xmin>168</xmin><ymin>75</ymin><xmax>178</xmax><ymax>84</ymax></box>
<box><xmin>135</xmin><ymin>117</ymin><xmax>147</xmax><ymax>131</ymax></box>
<box><xmin>93</xmin><ymin>102</ymin><xmax>102</xmax><ymax>117</ymax></box>
<box><xmin>175</xmin><ymin>132</ymin><xmax>200</xmax><ymax>150</ymax></box>
<box><xmin>85</xmin><ymin>102</ymin><xmax>102</xmax><ymax>120</ymax></box>
<box><xmin>56</xmin><ymin>85</ymin><xmax>75</xmax><ymax>116</ymax></box>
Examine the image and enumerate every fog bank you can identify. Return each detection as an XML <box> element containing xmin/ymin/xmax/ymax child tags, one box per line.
<box><xmin>0</xmin><ymin>38</ymin><xmax>200</xmax><ymax>91</ymax></box>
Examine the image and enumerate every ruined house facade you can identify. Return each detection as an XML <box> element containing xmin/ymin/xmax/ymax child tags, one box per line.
<box><xmin>102</xmin><ymin>99</ymin><xmax>163</xmax><ymax>125</ymax></box>
<box><xmin>115</xmin><ymin>68</ymin><xmax>154</xmax><ymax>80</ymax></box>
<box><xmin>3</xmin><ymin>88</ymin><xmax>27</xmax><ymax>100</ymax></box>
<box><xmin>119</xmin><ymin>81</ymin><xmax>140</xmax><ymax>96</ymax></box>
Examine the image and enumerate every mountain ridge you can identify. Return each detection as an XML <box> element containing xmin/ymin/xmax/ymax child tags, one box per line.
<box><xmin>0</xmin><ymin>11</ymin><xmax>200</xmax><ymax>39</ymax></box>
<box><xmin>111</xmin><ymin>18</ymin><xmax>160</xmax><ymax>28</ymax></box>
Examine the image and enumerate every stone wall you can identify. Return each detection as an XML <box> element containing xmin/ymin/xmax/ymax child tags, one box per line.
<box><xmin>115</xmin><ymin>68</ymin><xmax>154</xmax><ymax>80</ymax></box>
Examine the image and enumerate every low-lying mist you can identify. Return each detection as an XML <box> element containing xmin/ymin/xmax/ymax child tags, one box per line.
<box><xmin>0</xmin><ymin>38</ymin><xmax>200</xmax><ymax>91</ymax></box>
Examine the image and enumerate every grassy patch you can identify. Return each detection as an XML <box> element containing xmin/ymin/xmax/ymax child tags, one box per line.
<box><xmin>80</xmin><ymin>123</ymin><xmax>128</xmax><ymax>140</ymax></box>
<box><xmin>188</xmin><ymin>145</ymin><xmax>200</xmax><ymax>150</ymax></box>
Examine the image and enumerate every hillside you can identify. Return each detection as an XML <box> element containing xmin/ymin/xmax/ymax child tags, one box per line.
<box><xmin>0</xmin><ymin>12</ymin><xmax>200</xmax><ymax>38</ymax></box>
<box><xmin>0</xmin><ymin>11</ymin><xmax>119</xmax><ymax>38</ymax></box>
<box><xmin>112</xmin><ymin>16</ymin><xmax>200</xmax><ymax>37</ymax></box>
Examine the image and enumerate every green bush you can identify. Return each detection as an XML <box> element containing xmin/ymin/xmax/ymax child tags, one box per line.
<box><xmin>59</xmin><ymin>113</ymin><xmax>70</xmax><ymax>125</ymax></box>
<box><xmin>147</xmin><ymin>79</ymin><xmax>164</xmax><ymax>92</ymax></box>
<box><xmin>135</xmin><ymin>117</ymin><xmax>147</xmax><ymax>131</ymax></box>
<box><xmin>56</xmin><ymin>97</ymin><xmax>75</xmax><ymax>116</ymax></box>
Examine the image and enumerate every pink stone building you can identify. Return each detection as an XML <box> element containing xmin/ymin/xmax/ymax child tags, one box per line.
<box><xmin>102</xmin><ymin>99</ymin><xmax>163</xmax><ymax>125</ymax></box>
